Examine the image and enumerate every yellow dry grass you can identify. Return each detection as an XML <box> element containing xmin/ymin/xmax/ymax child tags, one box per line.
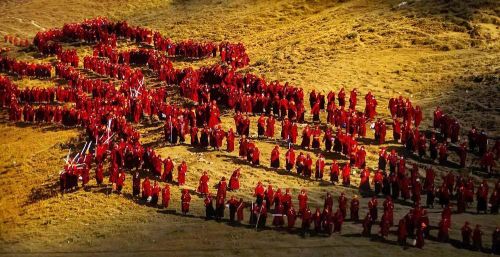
<box><xmin>0</xmin><ymin>0</ymin><xmax>499</xmax><ymax>256</ymax></box>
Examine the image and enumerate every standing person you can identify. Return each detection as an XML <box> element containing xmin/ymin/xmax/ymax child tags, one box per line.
<box><xmin>116</xmin><ymin>171</ymin><xmax>125</xmax><ymax>193</ymax></box>
<box><xmin>315</xmin><ymin>154</ymin><xmax>325</xmax><ymax>180</ymax></box>
<box><xmin>226</xmin><ymin>128</ymin><xmax>235</xmax><ymax>152</ymax></box>
<box><xmin>177</xmin><ymin>161</ymin><xmax>188</xmax><ymax>186</ymax></box>
<box><xmin>142</xmin><ymin>177</ymin><xmax>152</xmax><ymax>201</ymax></box>
<box><xmin>236</xmin><ymin>198</ymin><xmax>246</xmax><ymax>223</ymax></box>
<box><xmin>181</xmin><ymin>189</ymin><xmax>191</xmax><ymax>215</ymax></box>
<box><xmin>461</xmin><ymin>221</ymin><xmax>472</xmax><ymax>249</ymax></box>
<box><xmin>472</xmin><ymin>224</ymin><xmax>483</xmax><ymax>251</ymax></box>
<box><xmin>492</xmin><ymin>226</ymin><xmax>500</xmax><ymax>255</ymax></box>
<box><xmin>397</xmin><ymin>217</ymin><xmax>408</xmax><ymax>246</ymax></box>
<box><xmin>197</xmin><ymin>171</ymin><xmax>210</xmax><ymax>195</ymax></box>
<box><xmin>287</xmin><ymin>205</ymin><xmax>297</xmax><ymax>230</ymax></box>
<box><xmin>270</xmin><ymin>145</ymin><xmax>280</xmax><ymax>169</ymax></box>
<box><xmin>350</xmin><ymin>195</ymin><xmax>360</xmax><ymax>222</ymax></box>
<box><xmin>416</xmin><ymin>222</ymin><xmax>426</xmax><ymax>249</ymax></box>
<box><xmin>132</xmin><ymin>170</ymin><xmax>140</xmax><ymax>197</ymax></box>
<box><xmin>330</xmin><ymin>160</ymin><xmax>340</xmax><ymax>184</ymax></box>
<box><xmin>215</xmin><ymin>194</ymin><xmax>226</xmax><ymax>221</ymax></box>
<box><xmin>161</xmin><ymin>184</ymin><xmax>170</xmax><ymax>208</ymax></box>
<box><xmin>285</xmin><ymin>147</ymin><xmax>295</xmax><ymax>172</ymax></box>
<box><xmin>204</xmin><ymin>193</ymin><xmax>215</xmax><ymax>219</ymax></box>
<box><xmin>151</xmin><ymin>181</ymin><xmax>160</xmax><ymax>205</ymax></box>
<box><xmin>227</xmin><ymin>196</ymin><xmax>239</xmax><ymax>222</ymax></box>
<box><xmin>229</xmin><ymin>168</ymin><xmax>241</xmax><ymax>191</ymax></box>
<box><xmin>297</xmin><ymin>189</ymin><xmax>308</xmax><ymax>215</ymax></box>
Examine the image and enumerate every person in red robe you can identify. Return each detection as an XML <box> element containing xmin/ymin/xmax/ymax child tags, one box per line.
<box><xmin>461</xmin><ymin>221</ymin><xmax>472</xmax><ymax>249</ymax></box>
<box><xmin>266</xmin><ymin>116</ymin><xmax>275</xmax><ymax>138</ymax></box>
<box><xmin>322</xmin><ymin>192</ymin><xmax>333</xmax><ymax>213</ymax></box>
<box><xmin>287</xmin><ymin>205</ymin><xmax>297</xmax><ymax>230</ymax></box>
<box><xmin>298</xmin><ymin>189</ymin><xmax>308</xmax><ymax>215</ymax></box>
<box><xmin>264</xmin><ymin>185</ymin><xmax>274</xmax><ymax>210</ymax></box>
<box><xmin>291</xmin><ymin>122</ymin><xmax>298</xmax><ymax>144</ymax></box>
<box><xmin>254</xmin><ymin>181</ymin><xmax>265</xmax><ymax>206</ymax></box>
<box><xmin>438</xmin><ymin>217</ymin><xmax>451</xmax><ymax>242</ymax></box>
<box><xmin>177</xmin><ymin>161</ymin><xmax>187</xmax><ymax>186</ymax></box>
<box><xmin>301</xmin><ymin>125</ymin><xmax>311</xmax><ymax>149</ymax></box>
<box><xmin>282</xmin><ymin>188</ymin><xmax>292</xmax><ymax>213</ymax></box>
<box><xmin>311</xmin><ymin>101</ymin><xmax>320</xmax><ymax>122</ymax></box>
<box><xmin>342</xmin><ymin>164</ymin><xmax>350</xmax><ymax>186</ymax></box>
<box><xmin>326</xmin><ymin>209</ymin><xmax>344</xmax><ymax>234</ymax></box>
<box><xmin>379</xmin><ymin>210</ymin><xmax>390</xmax><ymax>238</ymax></box>
<box><xmin>226</xmin><ymin>195</ymin><xmax>239</xmax><ymax>222</ymax></box>
<box><xmin>397</xmin><ymin>217</ymin><xmax>408</xmax><ymax>246</ymax></box>
<box><xmin>226</xmin><ymin>128</ymin><xmax>235</xmax><ymax>152</ymax></box>
<box><xmin>270</xmin><ymin>145</ymin><xmax>280</xmax><ymax>169</ymax></box>
<box><xmin>236</xmin><ymin>198</ymin><xmax>246</xmax><ymax>223</ymax></box>
<box><xmin>338</xmin><ymin>192</ymin><xmax>348</xmax><ymax>219</ymax></box>
<box><xmin>315</xmin><ymin>154</ymin><xmax>325</xmax><ymax>180</ymax></box>
<box><xmin>362</xmin><ymin>212</ymin><xmax>373</xmax><ymax>236</ymax></box>
<box><xmin>197</xmin><ymin>171</ymin><xmax>210</xmax><ymax>195</ymax></box>
<box><xmin>301</xmin><ymin>206</ymin><xmax>312</xmax><ymax>234</ymax></box>
<box><xmin>356</xmin><ymin>146</ymin><xmax>366</xmax><ymax>168</ymax></box>
<box><xmin>473</xmin><ymin>224</ymin><xmax>483</xmax><ymax>251</ymax></box>
<box><xmin>161</xmin><ymin>184</ymin><xmax>170</xmax><ymax>208</ymax></box>
<box><xmin>239</xmin><ymin>136</ymin><xmax>247</xmax><ymax>158</ymax></box>
<box><xmin>330</xmin><ymin>160</ymin><xmax>340</xmax><ymax>184</ymax></box>
<box><xmin>416</xmin><ymin>222</ymin><xmax>426</xmax><ymax>248</ymax></box>
<box><xmin>116</xmin><ymin>171</ymin><xmax>125</xmax><ymax>193</ymax></box>
<box><xmin>132</xmin><ymin>170</ymin><xmax>140</xmax><ymax>197</ymax></box>
<box><xmin>151</xmin><ymin>181</ymin><xmax>160</xmax><ymax>205</ymax></box>
<box><xmin>350</xmin><ymin>195</ymin><xmax>360</xmax><ymax>222</ymax></box>
<box><xmin>368</xmin><ymin>196</ymin><xmax>378</xmax><ymax>221</ymax></box>
<box><xmin>252</xmin><ymin>146</ymin><xmax>260</xmax><ymax>165</ymax></box>
<box><xmin>142</xmin><ymin>177</ymin><xmax>152</xmax><ymax>201</ymax></box>
<box><xmin>217</xmin><ymin>177</ymin><xmax>227</xmax><ymax>199</ymax></box>
<box><xmin>285</xmin><ymin>147</ymin><xmax>295</xmax><ymax>172</ymax></box>
<box><xmin>181</xmin><ymin>189</ymin><xmax>191</xmax><ymax>215</ymax></box>
<box><xmin>477</xmin><ymin>180</ymin><xmax>489</xmax><ymax>214</ymax></box>
<box><xmin>95</xmin><ymin>163</ymin><xmax>104</xmax><ymax>185</ymax></box>
<box><xmin>257</xmin><ymin>114</ymin><xmax>266</xmax><ymax>137</ymax></box>
<box><xmin>272</xmin><ymin>202</ymin><xmax>285</xmax><ymax>227</ymax></box>
<box><xmin>229</xmin><ymin>168</ymin><xmax>240</xmax><ymax>191</ymax></box>
<box><xmin>457</xmin><ymin>142</ymin><xmax>467</xmax><ymax>168</ymax></box>
<box><xmin>162</xmin><ymin>156</ymin><xmax>174</xmax><ymax>182</ymax></box>
<box><xmin>359</xmin><ymin>168</ymin><xmax>370</xmax><ymax>195</ymax></box>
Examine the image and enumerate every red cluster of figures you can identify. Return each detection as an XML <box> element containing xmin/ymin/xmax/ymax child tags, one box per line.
<box><xmin>154</xmin><ymin>33</ymin><xmax>217</xmax><ymax>59</ymax></box>
<box><xmin>2</xmin><ymin>16</ymin><xmax>500</xmax><ymax>254</ymax></box>
<box><xmin>83</xmin><ymin>56</ymin><xmax>139</xmax><ymax>80</ymax></box>
<box><xmin>0</xmin><ymin>56</ymin><xmax>52</xmax><ymax>78</ymax></box>
<box><xmin>57</xmin><ymin>49</ymin><xmax>79</xmax><ymax>67</ymax></box>
<box><xmin>3</xmin><ymin>35</ymin><xmax>31</xmax><ymax>47</ymax></box>
<box><xmin>219</xmin><ymin>42</ymin><xmax>249</xmax><ymax>68</ymax></box>
<box><xmin>34</xmin><ymin>17</ymin><xmax>248</xmax><ymax>68</ymax></box>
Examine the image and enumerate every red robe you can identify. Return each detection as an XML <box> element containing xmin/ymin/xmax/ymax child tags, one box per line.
<box><xmin>298</xmin><ymin>193</ymin><xmax>308</xmax><ymax>214</ymax></box>
<box><xmin>181</xmin><ymin>191</ymin><xmax>191</xmax><ymax>213</ymax></box>
<box><xmin>161</xmin><ymin>185</ymin><xmax>170</xmax><ymax>208</ymax></box>
<box><xmin>198</xmin><ymin>174</ymin><xmax>210</xmax><ymax>194</ymax></box>
<box><xmin>270</xmin><ymin>148</ymin><xmax>280</xmax><ymax>168</ymax></box>
<box><xmin>226</xmin><ymin>130</ymin><xmax>235</xmax><ymax>152</ymax></box>
<box><xmin>178</xmin><ymin>163</ymin><xmax>187</xmax><ymax>185</ymax></box>
<box><xmin>229</xmin><ymin>170</ymin><xmax>240</xmax><ymax>190</ymax></box>
<box><xmin>342</xmin><ymin>165</ymin><xmax>350</xmax><ymax>185</ymax></box>
<box><xmin>142</xmin><ymin>179</ymin><xmax>152</xmax><ymax>198</ymax></box>
<box><xmin>266</xmin><ymin>117</ymin><xmax>275</xmax><ymax>138</ymax></box>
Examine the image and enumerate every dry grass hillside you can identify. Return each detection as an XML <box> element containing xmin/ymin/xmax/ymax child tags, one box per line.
<box><xmin>0</xmin><ymin>0</ymin><xmax>499</xmax><ymax>257</ymax></box>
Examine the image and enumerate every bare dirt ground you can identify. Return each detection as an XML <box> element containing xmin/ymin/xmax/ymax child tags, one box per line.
<box><xmin>0</xmin><ymin>0</ymin><xmax>499</xmax><ymax>257</ymax></box>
